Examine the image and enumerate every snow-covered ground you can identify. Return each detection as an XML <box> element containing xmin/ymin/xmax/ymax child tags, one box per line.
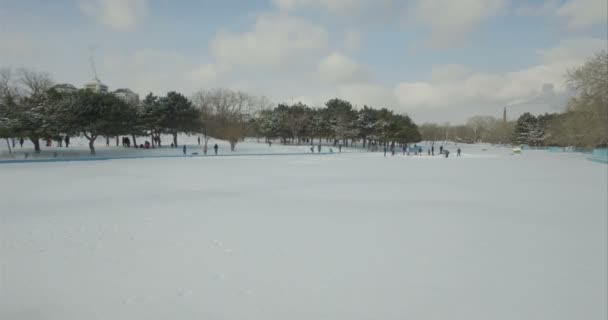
<box><xmin>1</xmin><ymin>143</ymin><xmax>606</xmax><ymax>320</ymax></box>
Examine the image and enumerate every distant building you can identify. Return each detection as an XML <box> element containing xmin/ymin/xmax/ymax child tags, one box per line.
<box><xmin>113</xmin><ymin>88</ymin><xmax>140</xmax><ymax>105</ymax></box>
<box><xmin>51</xmin><ymin>83</ymin><xmax>78</xmax><ymax>94</ymax></box>
<box><xmin>84</xmin><ymin>78</ymin><xmax>108</xmax><ymax>93</ymax></box>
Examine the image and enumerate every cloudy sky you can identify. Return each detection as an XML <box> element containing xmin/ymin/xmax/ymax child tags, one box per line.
<box><xmin>1</xmin><ymin>0</ymin><xmax>606</xmax><ymax>123</ymax></box>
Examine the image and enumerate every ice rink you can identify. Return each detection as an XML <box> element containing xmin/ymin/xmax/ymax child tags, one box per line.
<box><xmin>1</xmin><ymin>143</ymin><xmax>606</xmax><ymax>320</ymax></box>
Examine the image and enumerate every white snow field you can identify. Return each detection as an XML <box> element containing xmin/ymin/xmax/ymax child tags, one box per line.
<box><xmin>1</xmin><ymin>143</ymin><xmax>606</xmax><ymax>320</ymax></box>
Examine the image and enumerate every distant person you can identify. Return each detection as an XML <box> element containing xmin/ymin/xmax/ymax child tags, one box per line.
<box><xmin>11</xmin><ymin>138</ymin><xmax>15</xmax><ymax>148</ymax></box>
<box><xmin>445</xmin><ymin>150</ymin><xmax>450</xmax><ymax>158</ymax></box>
<box><xmin>457</xmin><ymin>148</ymin><xmax>461</xmax><ymax>157</ymax></box>
<box><xmin>418</xmin><ymin>147</ymin><xmax>422</xmax><ymax>155</ymax></box>
<box><xmin>19</xmin><ymin>137</ymin><xmax>24</xmax><ymax>148</ymax></box>
<box><xmin>439</xmin><ymin>145</ymin><xmax>443</xmax><ymax>154</ymax></box>
<box><xmin>402</xmin><ymin>145</ymin><xmax>406</xmax><ymax>155</ymax></box>
<box><xmin>203</xmin><ymin>145</ymin><xmax>208</xmax><ymax>155</ymax></box>
<box><xmin>268</xmin><ymin>140</ymin><xmax>272</xmax><ymax>147</ymax></box>
<box><xmin>338</xmin><ymin>144</ymin><xmax>342</xmax><ymax>153</ymax></box>
<box><xmin>428</xmin><ymin>149</ymin><xmax>431</xmax><ymax>156</ymax></box>
<box><xmin>431</xmin><ymin>146</ymin><xmax>434</xmax><ymax>156</ymax></box>
<box><xmin>171</xmin><ymin>142</ymin><xmax>175</xmax><ymax>148</ymax></box>
<box><xmin>198</xmin><ymin>137</ymin><xmax>201</xmax><ymax>145</ymax></box>
<box><xmin>384</xmin><ymin>145</ymin><xmax>387</xmax><ymax>157</ymax></box>
<box><xmin>183</xmin><ymin>145</ymin><xmax>187</xmax><ymax>155</ymax></box>
<box><xmin>64</xmin><ymin>136</ymin><xmax>70</xmax><ymax>148</ymax></box>
<box><xmin>318</xmin><ymin>144</ymin><xmax>321</xmax><ymax>153</ymax></box>
<box><xmin>214</xmin><ymin>144</ymin><xmax>218</xmax><ymax>155</ymax></box>
<box><xmin>310</xmin><ymin>146</ymin><xmax>314</xmax><ymax>153</ymax></box>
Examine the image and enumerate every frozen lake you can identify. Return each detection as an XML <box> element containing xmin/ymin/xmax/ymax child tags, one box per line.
<box><xmin>1</xmin><ymin>144</ymin><xmax>606</xmax><ymax>320</ymax></box>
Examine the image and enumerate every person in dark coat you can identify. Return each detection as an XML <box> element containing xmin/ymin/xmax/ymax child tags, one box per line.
<box><xmin>431</xmin><ymin>146</ymin><xmax>434</xmax><ymax>156</ymax></box>
<box><xmin>383</xmin><ymin>145</ymin><xmax>387</xmax><ymax>157</ymax></box>
<box><xmin>183</xmin><ymin>145</ymin><xmax>187</xmax><ymax>155</ymax></box>
<box><xmin>457</xmin><ymin>148</ymin><xmax>461</xmax><ymax>157</ymax></box>
<box><xmin>214</xmin><ymin>144</ymin><xmax>219</xmax><ymax>155</ymax></box>
<box><xmin>19</xmin><ymin>137</ymin><xmax>24</xmax><ymax>148</ymax></box>
<box><xmin>64</xmin><ymin>136</ymin><xmax>70</xmax><ymax>148</ymax></box>
<box><xmin>317</xmin><ymin>144</ymin><xmax>321</xmax><ymax>153</ymax></box>
<box><xmin>439</xmin><ymin>145</ymin><xmax>443</xmax><ymax>154</ymax></box>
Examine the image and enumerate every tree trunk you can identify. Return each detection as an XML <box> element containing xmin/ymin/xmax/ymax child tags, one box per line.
<box><xmin>5</xmin><ymin>138</ymin><xmax>12</xmax><ymax>154</ymax></box>
<box><xmin>31</xmin><ymin>138</ymin><xmax>41</xmax><ymax>153</ymax></box>
<box><xmin>89</xmin><ymin>138</ymin><xmax>96</xmax><ymax>155</ymax></box>
<box><xmin>173</xmin><ymin>132</ymin><xmax>178</xmax><ymax>147</ymax></box>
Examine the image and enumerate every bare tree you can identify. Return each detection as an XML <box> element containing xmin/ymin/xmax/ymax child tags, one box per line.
<box><xmin>192</xmin><ymin>88</ymin><xmax>267</xmax><ymax>151</ymax></box>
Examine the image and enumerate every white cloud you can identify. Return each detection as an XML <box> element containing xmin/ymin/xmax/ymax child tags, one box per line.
<box><xmin>393</xmin><ymin>37</ymin><xmax>606</xmax><ymax>111</ymax></box>
<box><xmin>80</xmin><ymin>0</ymin><xmax>147</xmax><ymax>30</ymax></box>
<box><xmin>556</xmin><ymin>0</ymin><xmax>608</xmax><ymax>29</ymax></box>
<box><xmin>210</xmin><ymin>14</ymin><xmax>328</xmax><ymax>68</ymax></box>
<box><xmin>343</xmin><ymin>29</ymin><xmax>363</xmax><ymax>52</ymax></box>
<box><xmin>336</xmin><ymin>83</ymin><xmax>398</xmax><ymax>108</ymax></box>
<box><xmin>273</xmin><ymin>0</ymin><xmax>508</xmax><ymax>47</ymax></box>
<box><xmin>318</xmin><ymin>52</ymin><xmax>370</xmax><ymax>84</ymax></box>
<box><xmin>406</xmin><ymin>0</ymin><xmax>508</xmax><ymax>47</ymax></box>
<box><xmin>538</xmin><ymin>37</ymin><xmax>607</xmax><ymax>63</ymax></box>
<box><xmin>516</xmin><ymin>0</ymin><xmax>607</xmax><ymax>29</ymax></box>
<box><xmin>272</xmin><ymin>0</ymin><xmax>386</xmax><ymax>13</ymax></box>
<box><xmin>430</xmin><ymin>64</ymin><xmax>472</xmax><ymax>83</ymax></box>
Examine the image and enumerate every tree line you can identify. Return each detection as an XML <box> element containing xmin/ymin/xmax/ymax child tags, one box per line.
<box><xmin>0</xmin><ymin>68</ymin><xmax>421</xmax><ymax>155</ymax></box>
<box><xmin>255</xmin><ymin>99</ymin><xmax>421</xmax><ymax>148</ymax></box>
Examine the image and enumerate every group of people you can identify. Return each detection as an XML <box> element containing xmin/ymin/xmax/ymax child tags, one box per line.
<box><xmin>383</xmin><ymin>143</ymin><xmax>462</xmax><ymax>158</ymax></box>
<box><xmin>40</xmin><ymin>136</ymin><xmax>70</xmax><ymax>148</ymax></box>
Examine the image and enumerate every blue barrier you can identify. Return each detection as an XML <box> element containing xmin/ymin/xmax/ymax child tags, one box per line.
<box><xmin>590</xmin><ymin>149</ymin><xmax>608</xmax><ymax>163</ymax></box>
<box><xmin>0</xmin><ymin>152</ymin><xmax>337</xmax><ymax>165</ymax></box>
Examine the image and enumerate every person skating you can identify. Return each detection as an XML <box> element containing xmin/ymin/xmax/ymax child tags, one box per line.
<box><xmin>457</xmin><ymin>148</ymin><xmax>461</xmax><ymax>157</ymax></box>
<box><xmin>418</xmin><ymin>147</ymin><xmax>422</xmax><ymax>155</ymax></box>
<box><xmin>439</xmin><ymin>145</ymin><xmax>443</xmax><ymax>154</ymax></box>
<box><xmin>214</xmin><ymin>144</ymin><xmax>219</xmax><ymax>155</ymax></box>
<box><xmin>339</xmin><ymin>144</ymin><xmax>342</xmax><ymax>153</ymax></box>
<box><xmin>268</xmin><ymin>140</ymin><xmax>272</xmax><ymax>147</ymax></box>
<box><xmin>19</xmin><ymin>137</ymin><xmax>24</xmax><ymax>148</ymax></box>
<box><xmin>317</xmin><ymin>144</ymin><xmax>321</xmax><ymax>153</ymax></box>
<box><xmin>64</xmin><ymin>136</ymin><xmax>69</xmax><ymax>148</ymax></box>
<box><xmin>431</xmin><ymin>146</ymin><xmax>434</xmax><ymax>156</ymax></box>
<box><xmin>310</xmin><ymin>146</ymin><xmax>314</xmax><ymax>153</ymax></box>
<box><xmin>183</xmin><ymin>145</ymin><xmax>187</xmax><ymax>155</ymax></box>
<box><xmin>445</xmin><ymin>150</ymin><xmax>450</xmax><ymax>158</ymax></box>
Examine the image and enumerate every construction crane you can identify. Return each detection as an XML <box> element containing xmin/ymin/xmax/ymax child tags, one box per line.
<box><xmin>88</xmin><ymin>45</ymin><xmax>100</xmax><ymax>81</ymax></box>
